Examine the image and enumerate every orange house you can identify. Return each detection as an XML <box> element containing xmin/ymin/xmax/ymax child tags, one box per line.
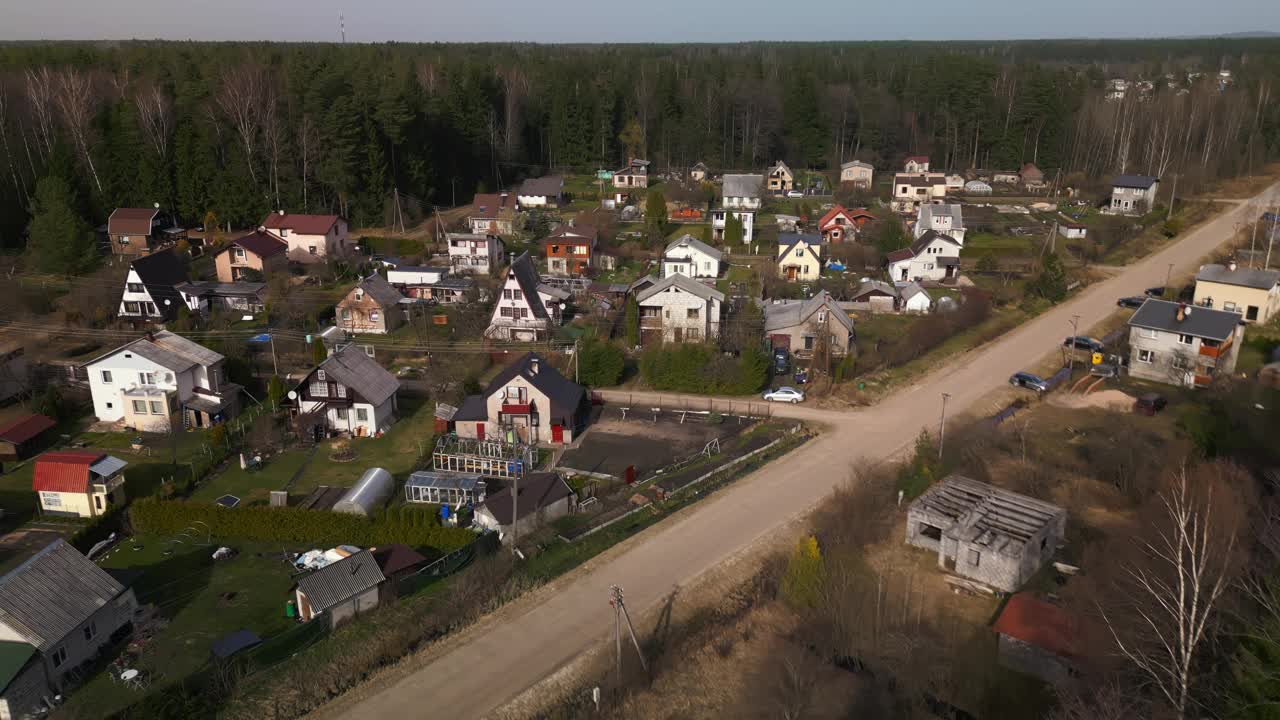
<box><xmin>542</xmin><ymin>225</ymin><xmax>597</xmax><ymax>277</ymax></box>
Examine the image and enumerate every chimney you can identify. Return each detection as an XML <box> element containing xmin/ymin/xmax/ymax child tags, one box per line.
<box><xmin>278</xmin><ymin>209</ymin><xmax>285</xmax><ymax>216</ymax></box>
<box><xmin>1228</xmin><ymin>259</ymin><xmax>1238</xmax><ymax>272</ymax></box>
<box><xmin>529</xmin><ymin>357</ymin><xmax>540</xmax><ymax>375</ymax></box>
<box><xmin>1176</xmin><ymin>303</ymin><xmax>1187</xmax><ymax>322</ymax></box>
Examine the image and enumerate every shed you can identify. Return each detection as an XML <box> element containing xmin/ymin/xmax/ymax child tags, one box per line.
<box><xmin>993</xmin><ymin>593</ymin><xmax>1077</xmax><ymax>685</ymax></box>
<box><xmin>332</xmin><ymin>467</ymin><xmax>394</xmax><ymax>517</ymax></box>
<box><xmin>0</xmin><ymin>415</ymin><xmax>56</xmax><ymax>462</ymax></box>
<box><xmin>293</xmin><ymin>550</ymin><xmax>386</xmax><ymax>628</ymax></box>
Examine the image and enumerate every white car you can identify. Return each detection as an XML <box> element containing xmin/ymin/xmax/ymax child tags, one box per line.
<box><xmin>786</xmin><ymin>190</ymin><xmax>804</xmax><ymax>198</ymax></box>
<box><xmin>763</xmin><ymin>386</ymin><xmax>805</xmax><ymax>404</ymax></box>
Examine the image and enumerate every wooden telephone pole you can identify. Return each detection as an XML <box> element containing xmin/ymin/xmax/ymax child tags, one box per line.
<box><xmin>610</xmin><ymin>585</ymin><xmax>647</xmax><ymax>684</ymax></box>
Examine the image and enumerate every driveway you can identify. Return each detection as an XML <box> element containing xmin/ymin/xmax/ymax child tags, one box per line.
<box><xmin>321</xmin><ymin>182</ymin><xmax>1277</xmax><ymax>720</ymax></box>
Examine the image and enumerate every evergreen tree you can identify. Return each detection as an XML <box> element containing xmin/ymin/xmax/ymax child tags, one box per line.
<box><xmin>26</xmin><ymin>176</ymin><xmax>95</xmax><ymax>275</ymax></box>
<box><xmin>312</xmin><ymin>337</ymin><xmax>328</xmax><ymax>365</ymax></box>
<box><xmin>645</xmin><ymin>189</ymin><xmax>667</xmax><ymax>239</ymax></box>
<box><xmin>724</xmin><ymin>212</ymin><xmax>744</xmax><ymax>245</ymax></box>
<box><xmin>1029</xmin><ymin>252</ymin><xmax>1069</xmax><ymax>301</ymax></box>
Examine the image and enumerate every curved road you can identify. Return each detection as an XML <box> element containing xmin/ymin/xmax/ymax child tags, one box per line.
<box><xmin>323</xmin><ymin>184</ymin><xmax>1277</xmax><ymax>720</ymax></box>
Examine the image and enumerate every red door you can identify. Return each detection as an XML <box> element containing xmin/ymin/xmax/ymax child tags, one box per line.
<box><xmin>551</xmin><ymin>425</ymin><xmax>564</xmax><ymax>444</ymax></box>
<box><xmin>476</xmin><ymin>423</ymin><xmax>485</xmax><ymax>441</ymax></box>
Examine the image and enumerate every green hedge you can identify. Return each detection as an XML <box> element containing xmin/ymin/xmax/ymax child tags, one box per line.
<box><xmin>129</xmin><ymin>499</ymin><xmax>475</xmax><ymax>552</ymax></box>
<box><xmin>639</xmin><ymin>344</ymin><xmax>768</xmax><ymax>395</ymax></box>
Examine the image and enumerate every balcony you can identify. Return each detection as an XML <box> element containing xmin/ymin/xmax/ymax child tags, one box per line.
<box><xmin>1199</xmin><ymin>344</ymin><xmax>1221</xmax><ymax>359</ymax></box>
<box><xmin>640</xmin><ymin>316</ymin><xmax>663</xmax><ymax>330</ymax></box>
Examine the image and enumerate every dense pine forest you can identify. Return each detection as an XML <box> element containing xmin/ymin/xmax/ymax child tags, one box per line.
<box><xmin>1</xmin><ymin>39</ymin><xmax>1279</xmax><ymax>247</ymax></box>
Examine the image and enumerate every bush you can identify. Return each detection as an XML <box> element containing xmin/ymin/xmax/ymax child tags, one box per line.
<box><xmin>1161</xmin><ymin>217</ymin><xmax>1184</xmax><ymax>238</ymax></box>
<box><xmin>781</xmin><ymin>535</ymin><xmax>824</xmax><ymax>609</ymax></box>
<box><xmin>577</xmin><ymin>337</ymin><xmax>625</xmax><ymax>387</ymax></box>
<box><xmin>639</xmin><ymin>344</ymin><xmax>768</xmax><ymax>395</ymax></box>
<box><xmin>130</xmin><ymin>499</ymin><xmax>475</xmax><ymax>552</ymax></box>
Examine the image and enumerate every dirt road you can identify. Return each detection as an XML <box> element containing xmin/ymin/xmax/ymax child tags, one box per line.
<box><xmin>321</xmin><ymin>183</ymin><xmax>1277</xmax><ymax>720</ymax></box>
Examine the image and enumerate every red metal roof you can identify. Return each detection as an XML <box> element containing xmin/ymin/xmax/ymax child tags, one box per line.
<box><xmin>32</xmin><ymin>450</ymin><xmax>103</xmax><ymax>494</ymax></box>
<box><xmin>992</xmin><ymin>593</ymin><xmax>1076</xmax><ymax>658</ymax></box>
<box><xmin>0</xmin><ymin>414</ymin><xmax>55</xmax><ymax>444</ymax></box>
<box><xmin>260</xmin><ymin>213</ymin><xmax>341</xmax><ymax>236</ymax></box>
<box><xmin>818</xmin><ymin>205</ymin><xmax>853</xmax><ymax>230</ymax></box>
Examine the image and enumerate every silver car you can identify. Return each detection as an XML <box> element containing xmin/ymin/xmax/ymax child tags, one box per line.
<box><xmin>763</xmin><ymin>386</ymin><xmax>805</xmax><ymax>404</ymax></box>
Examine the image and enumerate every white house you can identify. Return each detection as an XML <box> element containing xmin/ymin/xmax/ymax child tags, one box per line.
<box><xmin>117</xmin><ymin>248</ymin><xmax>186</xmax><ymax>323</ymax></box>
<box><xmin>721</xmin><ymin>174</ymin><xmax>764</xmax><ymax>210</ymax></box>
<box><xmin>516</xmin><ymin>176</ymin><xmax>563</xmax><ymax>208</ymax></box>
<box><xmin>613</xmin><ymin>159</ymin><xmax>650</xmax><ymax>189</ymax></box>
<box><xmin>711</xmin><ymin>208</ymin><xmax>755</xmax><ymax>246</ymax></box>
<box><xmin>447</xmin><ymin>233</ymin><xmax>505</xmax><ymax>275</ymax></box>
<box><xmin>637</xmin><ymin>273</ymin><xmax>724</xmax><ymax>344</ymax></box>
<box><xmin>85</xmin><ymin>331</ymin><xmax>240</xmax><ymax>432</ymax></box>
<box><xmin>839</xmin><ymin>160</ymin><xmax>874</xmax><ymax>187</ymax></box>
<box><xmin>892</xmin><ymin>173</ymin><xmax>947</xmax><ymax>212</ymax></box>
<box><xmin>915</xmin><ymin>203</ymin><xmax>966</xmax><ymax>245</ymax></box>
<box><xmin>486</xmin><ymin>252</ymin><xmax>567</xmax><ymax>342</ymax></box>
<box><xmin>886</xmin><ymin>230</ymin><xmax>961</xmax><ymax>283</ymax></box>
<box><xmin>900</xmin><ymin>282</ymin><xmax>933</xmax><ymax>313</ymax></box>
<box><xmin>291</xmin><ymin>345</ymin><xmax>400</xmax><ymax>438</ymax></box>
<box><xmin>453</xmin><ymin>353</ymin><xmax>588</xmax><ymax>445</ymax></box>
<box><xmin>473</xmin><ymin>472</ymin><xmax>575</xmax><ymax>542</ymax></box>
<box><xmin>1126</xmin><ymin>300</ymin><xmax>1243</xmax><ymax>388</ymax></box>
<box><xmin>387</xmin><ymin>265</ymin><xmax>449</xmax><ymax>287</ymax></box>
<box><xmin>260</xmin><ymin>212</ymin><xmax>349</xmax><ymax>264</ymax></box>
<box><xmin>904</xmin><ymin>156</ymin><xmax>930</xmax><ymax>173</ymax></box>
<box><xmin>1109</xmin><ymin>175</ymin><xmax>1160</xmax><ymax>215</ymax></box>
<box><xmin>661</xmin><ymin>235</ymin><xmax>723</xmax><ymax>279</ymax></box>
<box><xmin>945</xmin><ymin>174</ymin><xmax>965</xmax><ymax>192</ymax></box>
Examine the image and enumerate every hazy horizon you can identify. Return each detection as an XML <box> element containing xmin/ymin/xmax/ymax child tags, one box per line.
<box><xmin>5</xmin><ymin>0</ymin><xmax>1278</xmax><ymax>44</ymax></box>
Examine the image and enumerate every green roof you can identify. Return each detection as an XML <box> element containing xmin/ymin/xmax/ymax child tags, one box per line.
<box><xmin>0</xmin><ymin>641</ymin><xmax>36</xmax><ymax>691</ymax></box>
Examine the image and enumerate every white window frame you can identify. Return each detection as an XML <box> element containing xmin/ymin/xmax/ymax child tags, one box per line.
<box><xmin>1138</xmin><ymin>349</ymin><xmax>1155</xmax><ymax>364</ymax></box>
<box><xmin>356</xmin><ymin>408</ymin><xmax>369</xmax><ymax>422</ymax></box>
<box><xmin>1139</xmin><ymin>328</ymin><xmax>1158</xmax><ymax>339</ymax></box>
<box><xmin>1177</xmin><ymin>334</ymin><xmax>1194</xmax><ymax>345</ymax></box>
<box><xmin>132</xmin><ymin>400</ymin><xmax>147</xmax><ymax>414</ymax></box>
<box><xmin>101</xmin><ymin>370</ymin><xmax>113</xmax><ymax>384</ymax></box>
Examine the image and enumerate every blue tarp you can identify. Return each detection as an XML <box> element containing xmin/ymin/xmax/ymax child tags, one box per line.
<box><xmin>249</xmin><ymin>333</ymin><xmax>272</xmax><ymax>343</ymax></box>
<box><xmin>211</xmin><ymin>629</ymin><xmax>262</xmax><ymax>659</ymax></box>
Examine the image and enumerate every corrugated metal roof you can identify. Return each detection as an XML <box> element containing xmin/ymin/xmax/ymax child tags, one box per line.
<box><xmin>32</xmin><ymin>450</ymin><xmax>101</xmax><ymax>493</ymax></box>
<box><xmin>89</xmin><ymin>455</ymin><xmax>129</xmax><ymax>479</ymax></box>
<box><xmin>722</xmin><ymin>174</ymin><xmax>763</xmax><ymax>199</ymax></box>
<box><xmin>0</xmin><ymin>415</ymin><xmax>55</xmax><ymax>444</ymax></box>
<box><xmin>1195</xmin><ymin>263</ymin><xmax>1280</xmax><ymax>291</ymax></box>
<box><xmin>315</xmin><ymin>346</ymin><xmax>400</xmax><ymax>406</ymax></box>
<box><xmin>0</xmin><ymin>540</ymin><xmax>127</xmax><ymax>651</ymax></box>
<box><xmin>295</xmin><ymin>550</ymin><xmax>385</xmax><ymax>615</ymax></box>
<box><xmin>636</xmin><ymin>273</ymin><xmax>725</xmax><ymax>304</ymax></box>
<box><xmin>664</xmin><ymin>235</ymin><xmax>723</xmax><ymax>262</ymax></box>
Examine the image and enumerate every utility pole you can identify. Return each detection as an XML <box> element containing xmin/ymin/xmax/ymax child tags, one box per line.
<box><xmin>264</xmin><ymin>303</ymin><xmax>279</xmax><ymax>377</ymax></box>
<box><xmin>1166</xmin><ymin>173</ymin><xmax>1178</xmax><ymax>222</ymax></box>
<box><xmin>609</xmin><ymin>585</ymin><xmax>647</xmax><ymax>684</ymax></box>
<box><xmin>510</xmin><ymin>470</ymin><xmax>519</xmax><ymax>554</ymax></box>
<box><xmin>1267</xmin><ymin>199</ymin><xmax>1279</xmax><ymax>270</ymax></box>
<box><xmin>1250</xmin><ymin>212</ymin><xmax>1260</xmax><ymax>268</ymax></box>
<box><xmin>937</xmin><ymin>392</ymin><xmax>951</xmax><ymax>462</ymax></box>
<box><xmin>574</xmin><ymin>338</ymin><xmax>580</xmax><ymax>384</ymax></box>
<box><xmin>1165</xmin><ymin>262</ymin><xmax>1175</xmax><ymax>294</ymax></box>
<box><xmin>1068</xmin><ymin>314</ymin><xmax>1080</xmax><ymax>376</ymax></box>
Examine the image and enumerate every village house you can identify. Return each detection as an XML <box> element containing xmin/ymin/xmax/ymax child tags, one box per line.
<box><xmin>689</xmin><ymin>161</ymin><xmax>709</xmax><ymax>182</ymax></box>
<box><xmin>637</xmin><ymin>273</ymin><xmax>724</xmax><ymax>344</ymax></box>
<box><xmin>176</xmin><ymin>280</ymin><xmax>268</xmax><ymax>316</ymax></box>
<box><xmin>453</xmin><ymin>353</ymin><xmax>588</xmax><ymax>445</ymax></box>
<box><xmin>542</xmin><ymin>224</ymin><xmax>597</xmax><ymax>277</ymax></box>
<box><xmin>387</xmin><ymin>265</ymin><xmax>447</xmax><ymax>288</ymax></box>
<box><xmin>721</xmin><ymin>174</ymin><xmax>764</xmax><ymax>210</ymax></box>
<box><xmin>899</xmin><ymin>282</ymin><xmax>933</xmax><ymax>313</ymax></box>
<box><xmin>0</xmin><ymin>414</ymin><xmax>55</xmax><ymax>462</ymax></box>
<box><xmin>260</xmin><ymin>211</ymin><xmax>349</xmax><ymax>264</ymax></box>
<box><xmin>903</xmin><ymin>155</ymin><xmax>930</xmax><ymax>173</ymax></box>
<box><xmin>106</xmin><ymin>207</ymin><xmax>165</xmax><ymax>256</ymax></box>
<box><xmin>711</xmin><ymin>208</ymin><xmax>756</xmax><ymax>246</ymax></box>
<box><xmin>776</xmin><ymin>233</ymin><xmax>825</xmax><ymax>282</ymax></box>
<box><xmin>1059</xmin><ymin>222</ymin><xmax>1088</xmax><ymax>240</ymax></box>
<box><xmin>474</xmin><ymin>472</ymin><xmax>576</xmax><ymax>542</ymax></box>
<box><xmin>891</xmin><ymin>173</ymin><xmax>947</xmax><ymax>212</ymax></box>
<box><xmin>945</xmin><ymin>174</ymin><xmax>965</xmax><ymax>192</ymax></box>
<box><xmin>887</xmin><ymin>230</ymin><xmax>961</xmax><ymax>283</ymax></box>
<box><xmin>294</xmin><ymin>550</ymin><xmax>387</xmax><ymax>629</ymax></box>
<box><xmin>486</xmin><ymin>253</ymin><xmax>567</xmax><ymax>342</ymax></box>
<box><xmin>117</xmin><ymin>248</ymin><xmax>186</xmax><ymax>323</ymax></box>
<box><xmin>397</xmin><ymin>275</ymin><xmax>475</xmax><ymax>304</ymax></box>
<box><xmin>447</xmin><ymin>232</ymin><xmax>505</xmax><ymax>274</ymax></box>
<box><xmin>766</xmin><ymin>160</ymin><xmax>794</xmax><ymax>194</ymax></box>
<box><xmin>905</xmin><ymin>474</ymin><xmax>1067</xmax><ymax>593</ymax></box>
<box><xmin>915</xmin><ymin>203</ymin><xmax>966</xmax><ymax>245</ymax></box>
<box><xmin>336</xmin><ymin>274</ymin><xmax>405</xmax><ymax>335</ymax></box>
<box><xmin>839</xmin><ymin>160</ymin><xmax>874</xmax><ymax>187</ymax></box>
<box><xmin>213</xmin><ymin>230</ymin><xmax>287</xmax><ymax>282</ymax></box>
<box><xmin>516</xmin><ymin>175</ymin><xmax>563</xmax><ymax>209</ymax></box>
<box><xmin>1020</xmin><ymin>163</ymin><xmax>1046</xmax><ymax>188</ymax></box>
<box><xmin>818</xmin><ymin>205</ymin><xmax>859</xmax><ymax>243</ymax></box>
<box><xmin>993</xmin><ymin>593</ymin><xmax>1078</xmax><ymax>686</ymax></box>
<box><xmin>849</xmin><ymin>280</ymin><xmax>898</xmax><ymax>313</ymax></box>
<box><xmin>31</xmin><ymin>450</ymin><xmax>127</xmax><ymax>519</ymax></box>
<box><xmin>613</xmin><ymin>159</ymin><xmax>650</xmax><ymax>189</ymax></box>
<box><xmin>1108</xmin><ymin>175</ymin><xmax>1160</xmax><ymax>215</ymax></box>
<box><xmin>0</xmin><ymin>540</ymin><xmax>138</xmax><ymax>714</ymax></box>
<box><xmin>86</xmin><ymin>330</ymin><xmax>241</xmax><ymax>432</ymax></box>
<box><xmin>291</xmin><ymin>345</ymin><xmax>401</xmax><ymax>438</ymax></box>
<box><xmin>1194</xmin><ymin>261</ymin><xmax>1280</xmax><ymax>323</ymax></box>
<box><xmin>763</xmin><ymin>291</ymin><xmax>855</xmax><ymax>358</ymax></box>
<box><xmin>661</xmin><ymin>235</ymin><xmax>722</xmax><ymax>279</ymax></box>
<box><xmin>1127</xmin><ymin>299</ymin><xmax>1243</xmax><ymax>388</ymax></box>
<box><xmin>468</xmin><ymin>193</ymin><xmax>519</xmax><ymax>236</ymax></box>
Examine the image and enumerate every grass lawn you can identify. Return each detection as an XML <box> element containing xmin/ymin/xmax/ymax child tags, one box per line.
<box><xmin>63</xmin><ymin>536</ymin><xmax>297</xmax><ymax>718</ymax></box>
<box><xmin>716</xmin><ymin>264</ymin><xmax>761</xmax><ymax>295</ymax></box>
<box><xmin>962</xmin><ymin>232</ymin><xmax>1034</xmax><ymax>258</ymax></box>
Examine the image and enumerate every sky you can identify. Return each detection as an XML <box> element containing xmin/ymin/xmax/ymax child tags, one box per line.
<box><xmin>3</xmin><ymin>0</ymin><xmax>1278</xmax><ymax>43</ymax></box>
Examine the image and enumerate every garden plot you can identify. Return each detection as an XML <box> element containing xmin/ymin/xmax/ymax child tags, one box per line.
<box><xmin>557</xmin><ymin>408</ymin><xmax>751</xmax><ymax>481</ymax></box>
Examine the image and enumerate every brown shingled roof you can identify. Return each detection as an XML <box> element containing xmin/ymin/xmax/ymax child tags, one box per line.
<box><xmin>226</xmin><ymin>230</ymin><xmax>287</xmax><ymax>259</ymax></box>
<box><xmin>108</xmin><ymin>208</ymin><xmax>159</xmax><ymax>236</ymax></box>
<box><xmin>261</xmin><ymin>212</ymin><xmax>341</xmax><ymax>235</ymax></box>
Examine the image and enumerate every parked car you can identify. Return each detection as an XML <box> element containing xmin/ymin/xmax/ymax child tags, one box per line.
<box><xmin>773</xmin><ymin>347</ymin><xmax>791</xmax><ymax>374</ymax></box>
<box><xmin>1134</xmin><ymin>393</ymin><xmax>1168</xmax><ymax>416</ymax></box>
<box><xmin>1062</xmin><ymin>336</ymin><xmax>1104</xmax><ymax>352</ymax></box>
<box><xmin>1116</xmin><ymin>296</ymin><xmax>1146</xmax><ymax>309</ymax></box>
<box><xmin>1009</xmin><ymin>372</ymin><xmax>1050</xmax><ymax>393</ymax></box>
<box><xmin>1090</xmin><ymin>363</ymin><xmax>1118</xmax><ymax>378</ymax></box>
<box><xmin>786</xmin><ymin>190</ymin><xmax>804</xmax><ymax>198</ymax></box>
<box><xmin>763</xmin><ymin>386</ymin><xmax>805</xmax><ymax>404</ymax></box>
<box><xmin>1144</xmin><ymin>287</ymin><xmax>1166</xmax><ymax>297</ymax></box>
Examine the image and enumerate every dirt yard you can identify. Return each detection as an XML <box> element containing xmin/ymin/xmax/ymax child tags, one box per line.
<box><xmin>558</xmin><ymin>410</ymin><xmax>750</xmax><ymax>480</ymax></box>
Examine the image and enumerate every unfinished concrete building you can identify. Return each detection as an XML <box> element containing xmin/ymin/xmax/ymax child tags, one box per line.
<box><xmin>905</xmin><ymin>475</ymin><xmax>1066</xmax><ymax>592</ymax></box>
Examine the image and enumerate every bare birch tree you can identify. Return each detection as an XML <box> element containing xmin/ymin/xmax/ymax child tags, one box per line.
<box><xmin>24</xmin><ymin>67</ymin><xmax>57</xmax><ymax>162</ymax></box>
<box><xmin>297</xmin><ymin>113</ymin><xmax>318</xmax><ymax>212</ymax></box>
<box><xmin>215</xmin><ymin>64</ymin><xmax>267</xmax><ymax>187</ymax></box>
<box><xmin>53</xmin><ymin>68</ymin><xmax>103</xmax><ymax>193</ymax></box>
<box><xmin>134</xmin><ymin>81</ymin><xmax>173</xmax><ymax>163</ymax></box>
<box><xmin>1099</xmin><ymin>465</ymin><xmax>1242</xmax><ymax>720</ymax></box>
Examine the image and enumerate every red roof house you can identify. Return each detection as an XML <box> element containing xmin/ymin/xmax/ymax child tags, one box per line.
<box><xmin>260</xmin><ymin>213</ymin><xmax>342</xmax><ymax>236</ymax></box>
<box><xmin>0</xmin><ymin>414</ymin><xmax>56</xmax><ymax>461</ymax></box>
<box><xmin>819</xmin><ymin>205</ymin><xmax>874</xmax><ymax>243</ymax></box>
<box><xmin>32</xmin><ymin>450</ymin><xmax>128</xmax><ymax>518</ymax></box>
<box><xmin>992</xmin><ymin>593</ymin><xmax>1077</xmax><ymax>685</ymax></box>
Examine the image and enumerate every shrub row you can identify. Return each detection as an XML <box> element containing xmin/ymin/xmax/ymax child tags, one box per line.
<box><xmin>129</xmin><ymin>499</ymin><xmax>475</xmax><ymax>552</ymax></box>
<box><xmin>639</xmin><ymin>344</ymin><xmax>768</xmax><ymax>395</ymax></box>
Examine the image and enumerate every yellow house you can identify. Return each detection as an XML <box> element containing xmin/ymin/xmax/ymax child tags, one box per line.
<box><xmin>777</xmin><ymin>233</ymin><xmax>825</xmax><ymax>282</ymax></box>
<box><xmin>32</xmin><ymin>450</ymin><xmax>127</xmax><ymax>519</ymax></box>
<box><xmin>1193</xmin><ymin>262</ymin><xmax>1280</xmax><ymax>323</ymax></box>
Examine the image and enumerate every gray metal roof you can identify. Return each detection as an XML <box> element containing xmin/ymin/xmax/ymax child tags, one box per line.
<box><xmin>636</xmin><ymin>273</ymin><xmax>726</xmax><ymax>304</ymax></box>
<box><xmin>0</xmin><ymin>540</ymin><xmax>128</xmax><ymax>651</ymax></box>
<box><xmin>1195</xmin><ymin>263</ymin><xmax>1280</xmax><ymax>291</ymax></box>
<box><xmin>919</xmin><ymin>203</ymin><xmax>966</xmax><ymax>231</ymax></box>
<box><xmin>316</xmin><ymin>346</ymin><xmax>400</xmax><ymax>406</ymax></box>
<box><xmin>899</xmin><ymin>282</ymin><xmax>931</xmax><ymax>301</ymax></box>
<box><xmin>1128</xmin><ymin>299</ymin><xmax>1242</xmax><ymax>341</ymax></box>
<box><xmin>478</xmin><ymin>473</ymin><xmax>572</xmax><ymax>526</ymax></box>
<box><xmin>518</xmin><ymin>175</ymin><xmax>563</xmax><ymax>198</ymax></box>
<box><xmin>177</xmin><ymin>281</ymin><xmax>267</xmax><ymax>298</ymax></box>
<box><xmin>664</xmin><ymin>235</ymin><xmax>723</xmax><ymax>262</ymax></box>
<box><xmin>349</xmin><ymin>273</ymin><xmax>404</xmax><ymax>308</ymax></box>
<box><xmin>295</xmin><ymin>550</ymin><xmax>386</xmax><ymax>615</ymax></box>
<box><xmin>841</xmin><ymin>160</ymin><xmax>873</xmax><ymax>170</ymax></box>
<box><xmin>851</xmin><ymin>280</ymin><xmax>898</xmax><ymax>300</ymax></box>
<box><xmin>93</xmin><ymin>330</ymin><xmax>224</xmax><ymax>373</ymax></box>
<box><xmin>508</xmin><ymin>252</ymin><xmax>549</xmax><ymax>320</ymax></box>
<box><xmin>1112</xmin><ymin>174</ymin><xmax>1159</xmax><ymax>189</ymax></box>
<box><xmin>722</xmin><ymin>174</ymin><xmax>763</xmax><ymax>199</ymax></box>
<box><xmin>89</xmin><ymin>455</ymin><xmax>129</xmax><ymax>479</ymax></box>
<box><xmin>763</xmin><ymin>292</ymin><xmax>855</xmax><ymax>335</ymax></box>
